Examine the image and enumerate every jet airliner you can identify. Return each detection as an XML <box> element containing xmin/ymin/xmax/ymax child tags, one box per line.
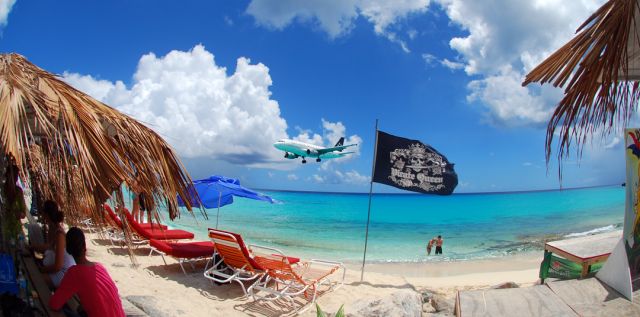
<box><xmin>273</xmin><ymin>137</ymin><xmax>357</xmax><ymax>163</ymax></box>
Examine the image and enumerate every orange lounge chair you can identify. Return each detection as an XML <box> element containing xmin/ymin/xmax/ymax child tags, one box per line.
<box><xmin>122</xmin><ymin>208</ymin><xmax>194</xmax><ymax>241</ymax></box>
<box><xmin>248</xmin><ymin>246</ymin><xmax>346</xmax><ymax>313</ymax></box>
<box><xmin>149</xmin><ymin>239</ymin><xmax>215</xmax><ymax>274</ymax></box>
<box><xmin>204</xmin><ymin>228</ymin><xmax>299</xmax><ymax>296</ymax></box>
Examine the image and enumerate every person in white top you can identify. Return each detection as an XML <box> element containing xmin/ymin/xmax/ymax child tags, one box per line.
<box><xmin>29</xmin><ymin>200</ymin><xmax>75</xmax><ymax>288</ymax></box>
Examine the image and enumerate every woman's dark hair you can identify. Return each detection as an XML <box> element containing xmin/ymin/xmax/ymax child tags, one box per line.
<box><xmin>43</xmin><ymin>200</ymin><xmax>64</xmax><ymax>223</ymax></box>
<box><xmin>66</xmin><ymin>227</ymin><xmax>85</xmax><ymax>258</ymax></box>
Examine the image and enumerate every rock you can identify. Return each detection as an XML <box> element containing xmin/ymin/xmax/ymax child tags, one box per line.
<box><xmin>347</xmin><ymin>289</ymin><xmax>422</xmax><ymax>317</ymax></box>
<box><xmin>423</xmin><ymin>302</ymin><xmax>436</xmax><ymax>314</ymax></box>
<box><xmin>491</xmin><ymin>282</ymin><xmax>519</xmax><ymax>289</ymax></box>
<box><xmin>126</xmin><ymin>295</ymin><xmax>178</xmax><ymax>317</ymax></box>
<box><xmin>430</xmin><ymin>294</ymin><xmax>453</xmax><ymax>313</ymax></box>
<box><xmin>120</xmin><ymin>297</ymin><xmax>149</xmax><ymax>317</ymax></box>
<box><xmin>421</xmin><ymin>290</ymin><xmax>434</xmax><ymax>303</ymax></box>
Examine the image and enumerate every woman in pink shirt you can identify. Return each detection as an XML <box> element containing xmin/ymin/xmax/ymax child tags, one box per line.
<box><xmin>49</xmin><ymin>227</ymin><xmax>125</xmax><ymax>317</ymax></box>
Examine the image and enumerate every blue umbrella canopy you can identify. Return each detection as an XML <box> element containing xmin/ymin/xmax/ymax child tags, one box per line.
<box><xmin>178</xmin><ymin>175</ymin><xmax>275</xmax><ymax>209</ymax></box>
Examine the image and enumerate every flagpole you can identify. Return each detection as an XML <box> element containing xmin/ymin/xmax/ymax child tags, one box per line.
<box><xmin>361</xmin><ymin>119</ymin><xmax>379</xmax><ymax>282</ymax></box>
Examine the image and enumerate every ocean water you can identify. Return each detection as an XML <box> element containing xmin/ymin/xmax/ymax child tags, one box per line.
<box><xmin>165</xmin><ymin>185</ymin><xmax>624</xmax><ymax>263</ymax></box>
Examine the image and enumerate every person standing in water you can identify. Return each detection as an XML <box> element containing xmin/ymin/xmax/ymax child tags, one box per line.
<box><xmin>435</xmin><ymin>235</ymin><xmax>444</xmax><ymax>255</ymax></box>
<box><xmin>426</xmin><ymin>237</ymin><xmax>436</xmax><ymax>255</ymax></box>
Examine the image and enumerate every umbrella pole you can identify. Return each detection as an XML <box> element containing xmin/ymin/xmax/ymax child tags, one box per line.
<box><xmin>216</xmin><ymin>192</ymin><xmax>221</xmax><ymax>229</ymax></box>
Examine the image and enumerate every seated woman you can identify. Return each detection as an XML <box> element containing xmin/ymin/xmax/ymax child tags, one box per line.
<box><xmin>29</xmin><ymin>200</ymin><xmax>75</xmax><ymax>288</ymax></box>
<box><xmin>50</xmin><ymin>227</ymin><xmax>125</xmax><ymax>317</ymax></box>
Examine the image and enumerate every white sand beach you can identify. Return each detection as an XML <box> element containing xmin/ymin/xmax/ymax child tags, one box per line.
<box><xmin>86</xmin><ymin>232</ymin><xmax>542</xmax><ymax>316</ymax></box>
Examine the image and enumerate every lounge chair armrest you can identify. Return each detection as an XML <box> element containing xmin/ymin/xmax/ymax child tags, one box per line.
<box><xmin>309</xmin><ymin>259</ymin><xmax>343</xmax><ymax>267</ymax></box>
<box><xmin>248</xmin><ymin>244</ymin><xmax>286</xmax><ymax>257</ymax></box>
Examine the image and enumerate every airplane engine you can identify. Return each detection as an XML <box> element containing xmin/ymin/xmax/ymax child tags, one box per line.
<box><xmin>284</xmin><ymin>152</ymin><xmax>298</xmax><ymax>159</ymax></box>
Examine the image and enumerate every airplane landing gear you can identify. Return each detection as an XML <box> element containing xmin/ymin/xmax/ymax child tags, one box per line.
<box><xmin>302</xmin><ymin>159</ymin><xmax>307</xmax><ymax>164</ymax></box>
<box><xmin>316</xmin><ymin>158</ymin><xmax>321</xmax><ymax>162</ymax></box>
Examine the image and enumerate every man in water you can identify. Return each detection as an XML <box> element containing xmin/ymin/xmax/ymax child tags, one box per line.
<box><xmin>435</xmin><ymin>235</ymin><xmax>444</xmax><ymax>255</ymax></box>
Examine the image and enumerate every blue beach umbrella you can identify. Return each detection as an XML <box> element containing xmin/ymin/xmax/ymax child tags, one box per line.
<box><xmin>178</xmin><ymin>175</ymin><xmax>275</xmax><ymax>228</ymax></box>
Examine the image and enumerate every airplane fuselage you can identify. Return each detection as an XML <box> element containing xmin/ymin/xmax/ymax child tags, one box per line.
<box><xmin>273</xmin><ymin>139</ymin><xmax>354</xmax><ymax>163</ymax></box>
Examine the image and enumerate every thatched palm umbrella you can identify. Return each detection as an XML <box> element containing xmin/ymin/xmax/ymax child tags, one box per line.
<box><xmin>523</xmin><ymin>0</ymin><xmax>640</xmax><ymax>169</ymax></box>
<box><xmin>0</xmin><ymin>53</ymin><xmax>198</xmax><ymax>246</ymax></box>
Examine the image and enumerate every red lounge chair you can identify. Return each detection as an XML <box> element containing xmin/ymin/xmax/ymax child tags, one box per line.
<box><xmin>149</xmin><ymin>239</ymin><xmax>215</xmax><ymax>274</ymax></box>
<box><xmin>122</xmin><ymin>209</ymin><xmax>194</xmax><ymax>241</ymax></box>
<box><xmin>104</xmin><ymin>204</ymin><xmax>167</xmax><ymax>230</ymax></box>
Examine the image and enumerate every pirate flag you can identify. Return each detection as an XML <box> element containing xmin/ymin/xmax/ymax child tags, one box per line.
<box><xmin>372</xmin><ymin>131</ymin><xmax>458</xmax><ymax>195</ymax></box>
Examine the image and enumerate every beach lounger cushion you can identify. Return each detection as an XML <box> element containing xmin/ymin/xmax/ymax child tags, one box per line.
<box><xmin>124</xmin><ymin>211</ymin><xmax>194</xmax><ymax>240</ymax></box>
<box><xmin>149</xmin><ymin>239</ymin><xmax>215</xmax><ymax>259</ymax></box>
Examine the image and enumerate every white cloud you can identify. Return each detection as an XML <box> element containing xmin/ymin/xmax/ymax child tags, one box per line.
<box><xmin>287</xmin><ymin>173</ymin><xmax>299</xmax><ymax>181</ymax></box>
<box><xmin>63</xmin><ymin>45</ymin><xmax>362</xmax><ymax>172</ymax></box>
<box><xmin>421</xmin><ymin>53</ymin><xmax>437</xmax><ymax>66</ymax></box>
<box><xmin>246</xmin><ymin>0</ymin><xmax>430</xmax><ymax>50</ymax></box>
<box><xmin>64</xmin><ymin>45</ymin><xmax>289</xmax><ymax>166</ymax></box>
<box><xmin>441</xmin><ymin>58</ymin><xmax>464</xmax><ymax>70</ymax></box>
<box><xmin>312</xmin><ymin>167</ymin><xmax>369</xmax><ymax>185</ymax></box>
<box><xmin>466</xmin><ymin>66</ymin><xmax>557</xmax><ymax>126</ymax></box>
<box><xmin>0</xmin><ymin>0</ymin><xmax>16</xmax><ymax>28</ymax></box>
<box><xmin>436</xmin><ymin>0</ymin><xmax>605</xmax><ymax>126</ymax></box>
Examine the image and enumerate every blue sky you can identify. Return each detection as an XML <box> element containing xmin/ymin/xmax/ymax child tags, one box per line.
<box><xmin>0</xmin><ymin>0</ymin><xmax>625</xmax><ymax>193</ymax></box>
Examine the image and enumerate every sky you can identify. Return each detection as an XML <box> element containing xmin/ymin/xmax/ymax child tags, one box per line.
<box><xmin>0</xmin><ymin>0</ymin><xmax>627</xmax><ymax>193</ymax></box>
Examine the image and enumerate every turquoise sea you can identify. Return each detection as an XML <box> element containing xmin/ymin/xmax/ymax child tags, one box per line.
<box><xmin>164</xmin><ymin>185</ymin><xmax>624</xmax><ymax>263</ymax></box>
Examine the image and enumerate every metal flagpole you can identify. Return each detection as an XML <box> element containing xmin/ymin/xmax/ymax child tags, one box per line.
<box><xmin>216</xmin><ymin>192</ymin><xmax>221</xmax><ymax>229</ymax></box>
<box><xmin>361</xmin><ymin>119</ymin><xmax>379</xmax><ymax>282</ymax></box>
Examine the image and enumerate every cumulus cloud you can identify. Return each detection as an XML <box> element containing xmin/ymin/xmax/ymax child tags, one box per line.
<box><xmin>311</xmin><ymin>166</ymin><xmax>369</xmax><ymax>185</ymax></box>
<box><xmin>466</xmin><ymin>66</ymin><xmax>557</xmax><ymax>126</ymax></box>
<box><xmin>287</xmin><ymin>173</ymin><xmax>299</xmax><ymax>181</ymax></box>
<box><xmin>64</xmin><ymin>45</ymin><xmax>288</xmax><ymax>166</ymax></box>
<box><xmin>436</xmin><ymin>0</ymin><xmax>604</xmax><ymax>126</ymax></box>
<box><xmin>63</xmin><ymin>45</ymin><xmax>362</xmax><ymax>174</ymax></box>
<box><xmin>246</xmin><ymin>0</ymin><xmax>430</xmax><ymax>50</ymax></box>
<box><xmin>0</xmin><ymin>0</ymin><xmax>16</xmax><ymax>28</ymax></box>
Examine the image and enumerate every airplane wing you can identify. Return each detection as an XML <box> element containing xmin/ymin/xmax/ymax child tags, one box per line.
<box><xmin>319</xmin><ymin>151</ymin><xmax>356</xmax><ymax>159</ymax></box>
<box><xmin>317</xmin><ymin>144</ymin><xmax>357</xmax><ymax>155</ymax></box>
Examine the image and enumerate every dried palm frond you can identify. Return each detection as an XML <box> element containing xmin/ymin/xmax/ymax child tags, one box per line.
<box><xmin>0</xmin><ymin>53</ymin><xmax>200</xmax><ymax>252</ymax></box>
<box><xmin>523</xmin><ymin>0</ymin><xmax>640</xmax><ymax>171</ymax></box>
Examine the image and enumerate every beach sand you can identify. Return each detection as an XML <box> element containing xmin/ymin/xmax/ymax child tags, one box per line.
<box><xmin>86</xmin><ymin>232</ymin><xmax>542</xmax><ymax>316</ymax></box>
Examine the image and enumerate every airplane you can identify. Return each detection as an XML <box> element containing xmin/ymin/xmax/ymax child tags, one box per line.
<box><xmin>273</xmin><ymin>137</ymin><xmax>357</xmax><ymax>164</ymax></box>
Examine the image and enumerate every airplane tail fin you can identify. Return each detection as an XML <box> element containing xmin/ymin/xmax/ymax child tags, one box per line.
<box><xmin>334</xmin><ymin>137</ymin><xmax>345</xmax><ymax>147</ymax></box>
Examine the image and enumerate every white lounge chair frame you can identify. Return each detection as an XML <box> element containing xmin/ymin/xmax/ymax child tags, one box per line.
<box><xmin>247</xmin><ymin>245</ymin><xmax>346</xmax><ymax>314</ymax></box>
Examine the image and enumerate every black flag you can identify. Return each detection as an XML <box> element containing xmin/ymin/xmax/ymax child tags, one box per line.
<box><xmin>372</xmin><ymin>131</ymin><xmax>458</xmax><ymax>195</ymax></box>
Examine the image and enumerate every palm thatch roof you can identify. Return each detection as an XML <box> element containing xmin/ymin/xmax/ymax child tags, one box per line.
<box><xmin>0</xmin><ymin>53</ymin><xmax>198</xmax><ymax>237</ymax></box>
<box><xmin>523</xmin><ymin>0</ymin><xmax>640</xmax><ymax>168</ymax></box>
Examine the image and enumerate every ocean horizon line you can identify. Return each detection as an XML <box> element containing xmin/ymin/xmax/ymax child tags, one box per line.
<box><xmin>255</xmin><ymin>183</ymin><xmax>623</xmax><ymax>196</ymax></box>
